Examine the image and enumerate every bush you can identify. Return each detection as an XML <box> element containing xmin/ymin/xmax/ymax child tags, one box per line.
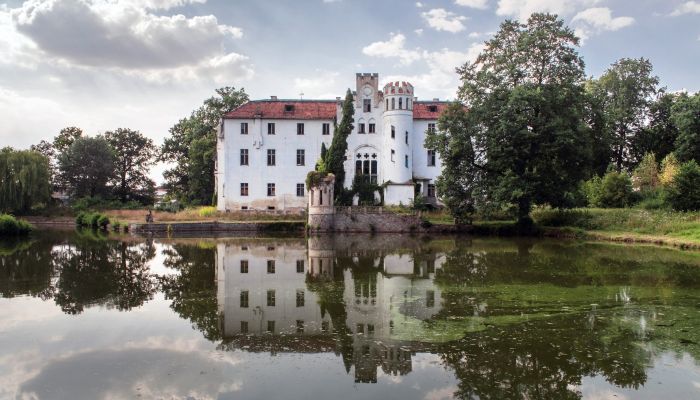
<box><xmin>75</xmin><ymin>211</ymin><xmax>110</xmax><ymax>229</ymax></box>
<box><xmin>532</xmin><ymin>208</ymin><xmax>595</xmax><ymax>228</ymax></box>
<box><xmin>581</xmin><ymin>176</ymin><xmax>602</xmax><ymax>207</ymax></box>
<box><xmin>198</xmin><ymin>206</ymin><xmax>217</xmax><ymax>218</ymax></box>
<box><xmin>97</xmin><ymin>214</ymin><xmax>110</xmax><ymax>229</ymax></box>
<box><xmin>636</xmin><ymin>189</ymin><xmax>669</xmax><ymax>210</ymax></box>
<box><xmin>668</xmin><ymin>160</ymin><xmax>700</xmax><ymax>211</ymax></box>
<box><xmin>0</xmin><ymin>214</ymin><xmax>33</xmax><ymax>236</ymax></box>
<box><xmin>598</xmin><ymin>171</ymin><xmax>633</xmax><ymax>208</ymax></box>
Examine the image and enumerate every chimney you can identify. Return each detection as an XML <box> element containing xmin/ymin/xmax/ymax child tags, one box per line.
<box><xmin>433</xmin><ymin>98</ymin><xmax>439</xmax><ymax>101</ymax></box>
<box><xmin>270</xmin><ymin>96</ymin><xmax>278</xmax><ymax>100</ymax></box>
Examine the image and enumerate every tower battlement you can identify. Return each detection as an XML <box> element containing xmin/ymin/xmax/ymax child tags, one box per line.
<box><xmin>383</xmin><ymin>81</ymin><xmax>414</xmax><ymax>96</ymax></box>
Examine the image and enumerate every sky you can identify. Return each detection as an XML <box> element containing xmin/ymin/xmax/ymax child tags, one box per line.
<box><xmin>1</xmin><ymin>0</ymin><xmax>699</xmax><ymax>182</ymax></box>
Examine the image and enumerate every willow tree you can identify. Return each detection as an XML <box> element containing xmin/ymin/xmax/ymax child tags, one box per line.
<box><xmin>455</xmin><ymin>13</ymin><xmax>591</xmax><ymax>226</ymax></box>
<box><xmin>0</xmin><ymin>147</ymin><xmax>51</xmax><ymax>213</ymax></box>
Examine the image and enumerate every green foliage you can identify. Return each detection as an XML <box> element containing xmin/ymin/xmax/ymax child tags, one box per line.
<box><xmin>425</xmin><ymin>102</ymin><xmax>478</xmax><ymax>224</ymax></box>
<box><xmin>71</xmin><ymin>196</ymin><xmax>143</xmax><ymax>212</ymax></box>
<box><xmin>350</xmin><ymin>176</ymin><xmax>380</xmax><ymax>206</ymax></box>
<box><xmin>306</xmin><ymin>170</ymin><xmax>330</xmax><ymax>189</ymax></box>
<box><xmin>671</xmin><ymin>92</ymin><xmax>700</xmax><ymax>163</ymax></box>
<box><xmin>0</xmin><ymin>214</ymin><xmax>33</xmax><ymax>236</ymax></box>
<box><xmin>581</xmin><ymin>175</ymin><xmax>603</xmax><ymax>207</ymax></box>
<box><xmin>161</xmin><ymin>87</ymin><xmax>248</xmax><ymax>205</ymax></box>
<box><xmin>455</xmin><ymin>14</ymin><xmax>590</xmax><ymax>224</ymax></box>
<box><xmin>0</xmin><ymin>147</ymin><xmax>51</xmax><ymax>214</ymax></box>
<box><xmin>636</xmin><ymin>189</ymin><xmax>668</xmax><ymax>210</ymax></box>
<box><xmin>75</xmin><ymin>211</ymin><xmax>110</xmax><ymax>229</ymax></box>
<box><xmin>633</xmin><ymin>92</ymin><xmax>680</xmax><ymax>163</ymax></box>
<box><xmin>58</xmin><ymin>136</ymin><xmax>115</xmax><ymax>199</ymax></box>
<box><xmin>105</xmin><ymin>128</ymin><xmax>157</xmax><ymax>204</ymax></box>
<box><xmin>598</xmin><ymin>170</ymin><xmax>633</xmax><ymax>208</ymax></box>
<box><xmin>667</xmin><ymin>160</ymin><xmax>700</xmax><ymax>211</ymax></box>
<box><xmin>632</xmin><ymin>152</ymin><xmax>659</xmax><ymax>192</ymax></box>
<box><xmin>198</xmin><ymin>206</ymin><xmax>217</xmax><ymax>218</ymax></box>
<box><xmin>659</xmin><ymin>153</ymin><xmax>680</xmax><ymax>186</ymax></box>
<box><xmin>590</xmin><ymin>58</ymin><xmax>660</xmax><ymax>171</ymax></box>
<box><xmin>323</xmin><ymin>89</ymin><xmax>354</xmax><ymax>203</ymax></box>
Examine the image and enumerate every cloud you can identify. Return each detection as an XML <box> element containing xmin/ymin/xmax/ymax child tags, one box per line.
<box><xmin>416</xmin><ymin>1</ymin><xmax>424</xmax><ymax>7</ymax></box>
<box><xmin>496</xmin><ymin>0</ymin><xmax>601</xmax><ymax>20</ymax></box>
<box><xmin>293</xmin><ymin>70</ymin><xmax>341</xmax><ymax>98</ymax></box>
<box><xmin>362</xmin><ymin>33</ymin><xmax>422</xmax><ymax>65</ymax></box>
<box><xmin>10</xmin><ymin>0</ymin><xmax>243</xmax><ymax>69</ymax></box>
<box><xmin>571</xmin><ymin>7</ymin><xmax>634</xmax><ymax>42</ymax></box>
<box><xmin>421</xmin><ymin>8</ymin><xmax>467</xmax><ymax>33</ymax></box>
<box><xmin>455</xmin><ymin>0</ymin><xmax>489</xmax><ymax>10</ymax></box>
<box><xmin>670</xmin><ymin>1</ymin><xmax>700</xmax><ymax>16</ymax></box>
<box><xmin>415</xmin><ymin>28</ymin><xmax>424</xmax><ymax>36</ymax></box>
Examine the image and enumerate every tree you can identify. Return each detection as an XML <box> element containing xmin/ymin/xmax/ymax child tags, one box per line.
<box><xmin>30</xmin><ymin>126</ymin><xmax>84</xmax><ymax>191</ymax></box>
<box><xmin>632</xmin><ymin>152</ymin><xmax>659</xmax><ymax>192</ymax></box>
<box><xmin>592</xmin><ymin>58</ymin><xmax>659</xmax><ymax>171</ymax></box>
<box><xmin>322</xmin><ymin>89</ymin><xmax>354</xmax><ymax>202</ymax></box>
<box><xmin>598</xmin><ymin>170</ymin><xmax>633</xmax><ymax>208</ymax></box>
<box><xmin>667</xmin><ymin>160</ymin><xmax>700</xmax><ymax>211</ymax></box>
<box><xmin>584</xmin><ymin>79</ymin><xmax>614</xmax><ymax>177</ymax></box>
<box><xmin>455</xmin><ymin>13</ymin><xmax>590</xmax><ymax>225</ymax></box>
<box><xmin>633</xmin><ymin>92</ymin><xmax>679</xmax><ymax>164</ymax></box>
<box><xmin>0</xmin><ymin>148</ymin><xmax>51</xmax><ymax>213</ymax></box>
<box><xmin>425</xmin><ymin>102</ymin><xmax>479</xmax><ymax>225</ymax></box>
<box><xmin>671</xmin><ymin>92</ymin><xmax>700</xmax><ymax>163</ymax></box>
<box><xmin>58</xmin><ymin>136</ymin><xmax>115</xmax><ymax>198</ymax></box>
<box><xmin>104</xmin><ymin>128</ymin><xmax>157</xmax><ymax>204</ymax></box>
<box><xmin>161</xmin><ymin>87</ymin><xmax>248</xmax><ymax>205</ymax></box>
<box><xmin>659</xmin><ymin>153</ymin><xmax>680</xmax><ymax>186</ymax></box>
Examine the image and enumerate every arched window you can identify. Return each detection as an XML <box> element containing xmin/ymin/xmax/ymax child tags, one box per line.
<box><xmin>399</xmin><ymin>98</ymin><xmax>403</xmax><ymax>109</ymax></box>
<box><xmin>386</xmin><ymin>99</ymin><xmax>389</xmax><ymax>110</ymax></box>
<box><xmin>391</xmin><ymin>98</ymin><xmax>395</xmax><ymax>110</ymax></box>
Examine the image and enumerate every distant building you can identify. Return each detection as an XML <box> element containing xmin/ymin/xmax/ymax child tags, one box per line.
<box><xmin>216</xmin><ymin>73</ymin><xmax>447</xmax><ymax>211</ymax></box>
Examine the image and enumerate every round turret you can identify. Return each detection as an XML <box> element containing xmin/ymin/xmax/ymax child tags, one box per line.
<box><xmin>382</xmin><ymin>81</ymin><xmax>414</xmax><ymax>113</ymax></box>
<box><xmin>381</xmin><ymin>81</ymin><xmax>414</xmax><ymax>185</ymax></box>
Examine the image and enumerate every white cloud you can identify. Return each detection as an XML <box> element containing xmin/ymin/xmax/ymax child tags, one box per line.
<box><xmin>455</xmin><ymin>0</ymin><xmax>489</xmax><ymax>10</ymax></box>
<box><xmin>293</xmin><ymin>70</ymin><xmax>341</xmax><ymax>98</ymax></box>
<box><xmin>670</xmin><ymin>1</ymin><xmax>700</xmax><ymax>16</ymax></box>
<box><xmin>416</xmin><ymin>2</ymin><xmax>424</xmax><ymax>7</ymax></box>
<box><xmin>362</xmin><ymin>33</ymin><xmax>422</xmax><ymax>65</ymax></box>
<box><xmin>415</xmin><ymin>28</ymin><xmax>424</xmax><ymax>36</ymax></box>
<box><xmin>496</xmin><ymin>0</ymin><xmax>601</xmax><ymax>20</ymax></box>
<box><xmin>572</xmin><ymin>7</ymin><xmax>634</xmax><ymax>42</ymax></box>
<box><xmin>421</xmin><ymin>8</ymin><xmax>467</xmax><ymax>33</ymax></box>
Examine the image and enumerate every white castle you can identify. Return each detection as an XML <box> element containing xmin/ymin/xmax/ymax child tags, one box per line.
<box><xmin>216</xmin><ymin>73</ymin><xmax>445</xmax><ymax>211</ymax></box>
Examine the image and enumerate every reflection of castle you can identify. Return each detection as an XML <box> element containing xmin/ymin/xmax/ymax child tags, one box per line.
<box><xmin>215</xmin><ymin>239</ymin><xmax>445</xmax><ymax>383</ymax></box>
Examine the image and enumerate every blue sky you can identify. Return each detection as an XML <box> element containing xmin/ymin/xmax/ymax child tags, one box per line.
<box><xmin>1</xmin><ymin>0</ymin><xmax>698</xmax><ymax>179</ymax></box>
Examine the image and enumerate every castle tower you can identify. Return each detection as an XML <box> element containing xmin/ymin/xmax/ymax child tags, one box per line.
<box><xmin>381</xmin><ymin>81</ymin><xmax>415</xmax><ymax>204</ymax></box>
<box><xmin>307</xmin><ymin>173</ymin><xmax>335</xmax><ymax>232</ymax></box>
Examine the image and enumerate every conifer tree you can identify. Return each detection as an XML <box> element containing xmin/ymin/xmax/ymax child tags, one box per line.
<box><xmin>323</xmin><ymin>89</ymin><xmax>354</xmax><ymax>203</ymax></box>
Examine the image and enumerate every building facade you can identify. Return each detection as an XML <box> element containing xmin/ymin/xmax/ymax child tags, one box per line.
<box><xmin>216</xmin><ymin>73</ymin><xmax>446</xmax><ymax>211</ymax></box>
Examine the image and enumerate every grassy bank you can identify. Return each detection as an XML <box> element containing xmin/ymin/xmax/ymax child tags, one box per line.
<box><xmin>0</xmin><ymin>214</ymin><xmax>34</xmax><ymax>236</ymax></box>
<box><xmin>101</xmin><ymin>207</ymin><xmax>306</xmax><ymax>224</ymax></box>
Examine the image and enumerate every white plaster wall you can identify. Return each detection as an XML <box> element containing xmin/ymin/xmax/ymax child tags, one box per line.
<box><xmin>384</xmin><ymin>184</ymin><xmax>414</xmax><ymax>206</ymax></box>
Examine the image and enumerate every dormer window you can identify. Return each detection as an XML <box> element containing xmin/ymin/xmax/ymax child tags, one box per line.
<box><xmin>285</xmin><ymin>104</ymin><xmax>295</xmax><ymax>112</ymax></box>
<box><xmin>428</xmin><ymin>105</ymin><xmax>438</xmax><ymax>112</ymax></box>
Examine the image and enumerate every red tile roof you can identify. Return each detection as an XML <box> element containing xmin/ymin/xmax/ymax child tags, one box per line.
<box><xmin>223</xmin><ymin>100</ymin><xmax>450</xmax><ymax>120</ymax></box>
<box><xmin>223</xmin><ymin>100</ymin><xmax>337</xmax><ymax>120</ymax></box>
<box><xmin>413</xmin><ymin>101</ymin><xmax>449</xmax><ymax>120</ymax></box>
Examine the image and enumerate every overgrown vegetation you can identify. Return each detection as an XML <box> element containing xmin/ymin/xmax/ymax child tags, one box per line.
<box><xmin>75</xmin><ymin>212</ymin><xmax>110</xmax><ymax>229</ymax></box>
<box><xmin>0</xmin><ymin>214</ymin><xmax>33</xmax><ymax>236</ymax></box>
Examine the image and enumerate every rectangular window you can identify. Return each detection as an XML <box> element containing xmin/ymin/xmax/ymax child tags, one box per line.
<box><xmin>357</xmin><ymin>323</ymin><xmax>364</xmax><ymax>334</ymax></box>
<box><xmin>322</xmin><ymin>123</ymin><xmax>330</xmax><ymax>135</ymax></box>
<box><xmin>428</xmin><ymin>184</ymin><xmax>436</xmax><ymax>198</ymax></box>
<box><xmin>267</xmin><ymin>290</ymin><xmax>276</xmax><ymax>307</ymax></box>
<box><xmin>405</xmin><ymin>131</ymin><xmax>409</xmax><ymax>144</ymax></box>
<box><xmin>240</xmin><ymin>290</ymin><xmax>249</xmax><ymax>308</ymax></box>
<box><xmin>405</xmin><ymin>155</ymin><xmax>409</xmax><ymax>168</ymax></box>
<box><xmin>267</xmin><ymin>320</ymin><xmax>275</xmax><ymax>333</ymax></box>
<box><xmin>240</xmin><ymin>260</ymin><xmax>248</xmax><ymax>273</ymax></box>
<box><xmin>391</xmin><ymin>149</ymin><xmax>395</xmax><ymax>162</ymax></box>
<box><xmin>296</xmin><ymin>149</ymin><xmax>305</xmax><ymax>166</ymax></box>
<box><xmin>427</xmin><ymin>290</ymin><xmax>435</xmax><ymax>308</ymax></box>
<box><xmin>267</xmin><ymin>149</ymin><xmax>276</xmax><ymax>166</ymax></box>
<box><xmin>241</xmin><ymin>321</ymin><xmax>248</xmax><ymax>333</ymax></box>
<box><xmin>368</xmin><ymin>324</ymin><xmax>375</xmax><ymax>335</ymax></box>
<box><xmin>267</xmin><ymin>259</ymin><xmax>275</xmax><ymax>274</ymax></box>
<box><xmin>267</xmin><ymin>183</ymin><xmax>275</xmax><ymax>197</ymax></box>
<box><xmin>268</xmin><ymin>122</ymin><xmax>275</xmax><ymax>135</ymax></box>
<box><xmin>296</xmin><ymin>289</ymin><xmax>305</xmax><ymax>307</ymax></box>
<box><xmin>358</xmin><ymin>123</ymin><xmax>365</xmax><ymax>134</ymax></box>
<box><xmin>296</xmin><ymin>320</ymin><xmax>304</xmax><ymax>334</ymax></box>
<box><xmin>296</xmin><ymin>259</ymin><xmax>304</xmax><ymax>273</ymax></box>
<box><xmin>391</xmin><ymin>125</ymin><xmax>395</xmax><ymax>139</ymax></box>
<box><xmin>427</xmin><ymin>150</ymin><xmax>436</xmax><ymax>166</ymax></box>
<box><xmin>240</xmin><ymin>122</ymin><xmax>248</xmax><ymax>135</ymax></box>
<box><xmin>240</xmin><ymin>183</ymin><xmax>248</xmax><ymax>196</ymax></box>
<box><xmin>368</xmin><ymin>123</ymin><xmax>375</xmax><ymax>133</ymax></box>
<box><xmin>428</xmin><ymin>123</ymin><xmax>436</xmax><ymax>133</ymax></box>
<box><xmin>363</xmin><ymin>99</ymin><xmax>371</xmax><ymax>112</ymax></box>
<box><xmin>297</xmin><ymin>123</ymin><xmax>304</xmax><ymax>135</ymax></box>
<box><xmin>240</xmin><ymin>149</ymin><xmax>248</xmax><ymax>166</ymax></box>
<box><xmin>321</xmin><ymin>321</ymin><xmax>329</xmax><ymax>332</ymax></box>
<box><xmin>296</xmin><ymin>183</ymin><xmax>304</xmax><ymax>197</ymax></box>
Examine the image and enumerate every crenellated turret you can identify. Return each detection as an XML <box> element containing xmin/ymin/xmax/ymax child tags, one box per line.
<box><xmin>381</xmin><ymin>81</ymin><xmax>414</xmax><ymax>186</ymax></box>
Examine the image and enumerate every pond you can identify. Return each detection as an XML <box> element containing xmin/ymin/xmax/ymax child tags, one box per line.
<box><xmin>2</xmin><ymin>231</ymin><xmax>700</xmax><ymax>399</ymax></box>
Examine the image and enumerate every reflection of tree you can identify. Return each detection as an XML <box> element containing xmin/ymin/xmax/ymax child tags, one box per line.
<box><xmin>0</xmin><ymin>237</ymin><xmax>54</xmax><ymax>299</ymax></box>
<box><xmin>440</xmin><ymin>313</ymin><xmax>649</xmax><ymax>400</ymax></box>
<box><xmin>159</xmin><ymin>244</ymin><xmax>220</xmax><ymax>341</ymax></box>
<box><xmin>52</xmin><ymin>237</ymin><xmax>157</xmax><ymax>314</ymax></box>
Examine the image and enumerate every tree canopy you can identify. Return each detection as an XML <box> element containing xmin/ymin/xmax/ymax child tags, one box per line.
<box><xmin>0</xmin><ymin>148</ymin><xmax>51</xmax><ymax>213</ymax></box>
<box><xmin>318</xmin><ymin>89</ymin><xmax>354</xmax><ymax>202</ymax></box>
<box><xmin>105</xmin><ymin>128</ymin><xmax>157</xmax><ymax>203</ymax></box>
<box><xmin>58</xmin><ymin>136</ymin><xmax>115</xmax><ymax>199</ymax></box>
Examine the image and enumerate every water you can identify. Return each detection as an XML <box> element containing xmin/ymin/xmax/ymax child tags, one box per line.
<box><xmin>2</xmin><ymin>231</ymin><xmax>700</xmax><ymax>400</ymax></box>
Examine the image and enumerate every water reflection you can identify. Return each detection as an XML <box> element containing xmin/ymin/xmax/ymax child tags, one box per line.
<box><xmin>2</xmin><ymin>233</ymin><xmax>700</xmax><ymax>399</ymax></box>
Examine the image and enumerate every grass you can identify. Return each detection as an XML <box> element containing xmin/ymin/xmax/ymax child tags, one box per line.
<box><xmin>102</xmin><ymin>207</ymin><xmax>306</xmax><ymax>224</ymax></box>
<box><xmin>0</xmin><ymin>214</ymin><xmax>34</xmax><ymax>236</ymax></box>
